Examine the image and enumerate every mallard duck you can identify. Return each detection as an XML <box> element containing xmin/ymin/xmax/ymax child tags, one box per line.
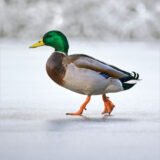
<box><xmin>30</xmin><ymin>30</ymin><xmax>139</xmax><ymax>116</ymax></box>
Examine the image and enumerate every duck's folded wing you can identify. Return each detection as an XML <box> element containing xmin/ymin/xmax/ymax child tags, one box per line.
<box><xmin>71</xmin><ymin>54</ymin><xmax>131</xmax><ymax>78</ymax></box>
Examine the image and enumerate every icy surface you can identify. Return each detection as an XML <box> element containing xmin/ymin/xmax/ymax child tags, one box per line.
<box><xmin>0</xmin><ymin>40</ymin><xmax>160</xmax><ymax>160</ymax></box>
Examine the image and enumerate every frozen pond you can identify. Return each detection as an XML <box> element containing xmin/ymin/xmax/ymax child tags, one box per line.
<box><xmin>0</xmin><ymin>40</ymin><xmax>160</xmax><ymax>160</ymax></box>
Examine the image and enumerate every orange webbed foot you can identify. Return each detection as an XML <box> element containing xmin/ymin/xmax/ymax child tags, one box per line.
<box><xmin>66</xmin><ymin>96</ymin><xmax>91</xmax><ymax>116</ymax></box>
<box><xmin>102</xmin><ymin>95</ymin><xmax>115</xmax><ymax>115</ymax></box>
<box><xmin>66</xmin><ymin>111</ymin><xmax>83</xmax><ymax>116</ymax></box>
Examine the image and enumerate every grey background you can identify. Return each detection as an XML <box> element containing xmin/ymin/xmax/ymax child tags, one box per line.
<box><xmin>0</xmin><ymin>0</ymin><xmax>160</xmax><ymax>40</ymax></box>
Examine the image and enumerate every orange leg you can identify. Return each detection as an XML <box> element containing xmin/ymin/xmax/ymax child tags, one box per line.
<box><xmin>66</xmin><ymin>96</ymin><xmax>91</xmax><ymax>116</ymax></box>
<box><xmin>102</xmin><ymin>94</ymin><xmax>115</xmax><ymax>115</ymax></box>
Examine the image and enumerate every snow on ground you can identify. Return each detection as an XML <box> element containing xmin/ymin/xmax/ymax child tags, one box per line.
<box><xmin>0</xmin><ymin>39</ymin><xmax>160</xmax><ymax>160</ymax></box>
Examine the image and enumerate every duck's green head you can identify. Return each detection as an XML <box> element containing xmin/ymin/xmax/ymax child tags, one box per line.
<box><xmin>30</xmin><ymin>30</ymin><xmax>69</xmax><ymax>55</ymax></box>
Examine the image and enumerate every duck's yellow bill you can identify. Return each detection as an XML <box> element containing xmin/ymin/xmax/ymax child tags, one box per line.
<box><xmin>29</xmin><ymin>39</ymin><xmax>45</xmax><ymax>48</ymax></box>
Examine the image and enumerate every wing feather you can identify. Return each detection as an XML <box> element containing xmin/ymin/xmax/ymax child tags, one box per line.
<box><xmin>65</xmin><ymin>54</ymin><xmax>130</xmax><ymax>78</ymax></box>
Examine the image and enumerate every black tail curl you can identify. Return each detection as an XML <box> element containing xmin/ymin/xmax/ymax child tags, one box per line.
<box><xmin>119</xmin><ymin>71</ymin><xmax>139</xmax><ymax>83</ymax></box>
<box><xmin>119</xmin><ymin>71</ymin><xmax>140</xmax><ymax>90</ymax></box>
<box><xmin>132</xmin><ymin>71</ymin><xmax>139</xmax><ymax>80</ymax></box>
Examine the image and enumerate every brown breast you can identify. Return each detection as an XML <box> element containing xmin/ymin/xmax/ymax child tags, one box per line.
<box><xmin>46</xmin><ymin>52</ymin><xmax>66</xmax><ymax>85</ymax></box>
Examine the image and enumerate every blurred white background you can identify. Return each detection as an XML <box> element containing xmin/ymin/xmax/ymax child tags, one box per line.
<box><xmin>0</xmin><ymin>0</ymin><xmax>160</xmax><ymax>41</ymax></box>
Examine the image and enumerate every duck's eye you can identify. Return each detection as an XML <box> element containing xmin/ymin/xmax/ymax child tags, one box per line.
<box><xmin>46</xmin><ymin>35</ymin><xmax>52</xmax><ymax>38</ymax></box>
